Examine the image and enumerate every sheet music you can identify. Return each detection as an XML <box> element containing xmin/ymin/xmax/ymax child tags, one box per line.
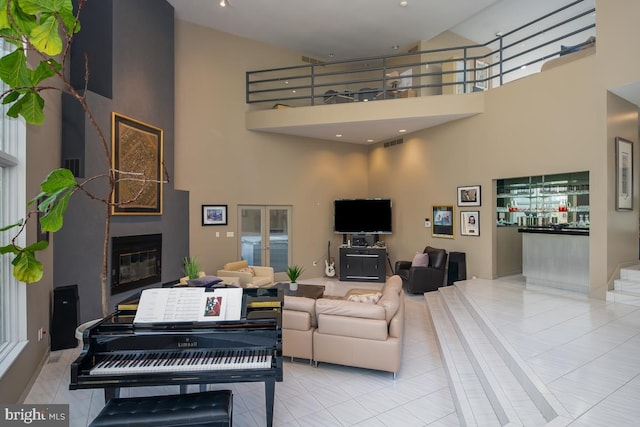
<box><xmin>133</xmin><ymin>287</ymin><xmax>243</xmax><ymax>324</ymax></box>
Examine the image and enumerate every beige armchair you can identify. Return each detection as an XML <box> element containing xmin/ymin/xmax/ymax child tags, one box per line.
<box><xmin>216</xmin><ymin>260</ymin><xmax>274</xmax><ymax>288</ymax></box>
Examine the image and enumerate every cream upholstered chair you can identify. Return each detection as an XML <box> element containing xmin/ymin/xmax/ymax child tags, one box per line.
<box><xmin>216</xmin><ymin>260</ymin><xmax>274</xmax><ymax>288</ymax></box>
<box><xmin>178</xmin><ymin>271</ymin><xmax>206</xmax><ymax>285</ymax></box>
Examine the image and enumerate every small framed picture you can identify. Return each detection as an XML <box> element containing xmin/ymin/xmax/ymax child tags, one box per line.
<box><xmin>461</xmin><ymin>211</ymin><xmax>480</xmax><ymax>236</ymax></box>
<box><xmin>457</xmin><ymin>185</ymin><xmax>481</xmax><ymax>207</ymax></box>
<box><xmin>432</xmin><ymin>205</ymin><xmax>454</xmax><ymax>238</ymax></box>
<box><xmin>474</xmin><ymin>59</ymin><xmax>489</xmax><ymax>91</ymax></box>
<box><xmin>615</xmin><ymin>137</ymin><xmax>633</xmax><ymax>211</ymax></box>
<box><xmin>202</xmin><ymin>205</ymin><xmax>228</xmax><ymax>226</ymax></box>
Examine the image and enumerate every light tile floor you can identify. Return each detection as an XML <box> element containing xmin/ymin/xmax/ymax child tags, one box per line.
<box><xmin>23</xmin><ymin>276</ymin><xmax>640</xmax><ymax>426</ymax></box>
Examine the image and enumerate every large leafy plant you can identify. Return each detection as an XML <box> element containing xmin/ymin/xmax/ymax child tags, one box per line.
<box><xmin>0</xmin><ymin>0</ymin><xmax>158</xmax><ymax>316</ymax></box>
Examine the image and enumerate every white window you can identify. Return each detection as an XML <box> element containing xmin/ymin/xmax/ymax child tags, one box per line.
<box><xmin>0</xmin><ymin>38</ymin><xmax>27</xmax><ymax>377</ymax></box>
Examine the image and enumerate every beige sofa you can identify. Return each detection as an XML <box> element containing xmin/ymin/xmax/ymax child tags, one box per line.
<box><xmin>216</xmin><ymin>260</ymin><xmax>274</xmax><ymax>288</ymax></box>
<box><xmin>282</xmin><ymin>275</ymin><xmax>404</xmax><ymax>377</ymax></box>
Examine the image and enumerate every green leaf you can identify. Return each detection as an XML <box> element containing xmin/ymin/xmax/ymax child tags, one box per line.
<box><xmin>0</xmin><ymin>220</ymin><xmax>22</xmax><ymax>232</ymax></box>
<box><xmin>30</xmin><ymin>59</ymin><xmax>57</xmax><ymax>85</ymax></box>
<box><xmin>29</xmin><ymin>15</ymin><xmax>62</xmax><ymax>55</ymax></box>
<box><xmin>25</xmin><ymin>240</ymin><xmax>48</xmax><ymax>251</ymax></box>
<box><xmin>40</xmin><ymin>168</ymin><xmax>76</xmax><ymax>193</ymax></box>
<box><xmin>2</xmin><ymin>90</ymin><xmax>20</xmax><ymax>104</ymax></box>
<box><xmin>6</xmin><ymin>90</ymin><xmax>44</xmax><ymax>124</ymax></box>
<box><xmin>40</xmin><ymin>190</ymin><xmax>71</xmax><ymax>232</ymax></box>
<box><xmin>0</xmin><ymin>48</ymin><xmax>30</xmax><ymax>87</ymax></box>
<box><xmin>0</xmin><ymin>243</ymin><xmax>20</xmax><ymax>255</ymax></box>
<box><xmin>12</xmin><ymin>250</ymin><xmax>44</xmax><ymax>283</ymax></box>
<box><xmin>0</xmin><ymin>0</ymin><xmax>9</xmax><ymax>30</ymax></box>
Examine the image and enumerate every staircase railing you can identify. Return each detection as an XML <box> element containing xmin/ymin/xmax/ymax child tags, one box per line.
<box><xmin>246</xmin><ymin>0</ymin><xmax>595</xmax><ymax>108</ymax></box>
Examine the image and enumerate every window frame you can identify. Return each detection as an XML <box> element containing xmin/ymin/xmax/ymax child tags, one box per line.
<box><xmin>0</xmin><ymin>42</ymin><xmax>28</xmax><ymax>376</ymax></box>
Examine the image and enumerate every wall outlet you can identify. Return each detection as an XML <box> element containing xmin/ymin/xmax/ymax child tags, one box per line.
<box><xmin>37</xmin><ymin>328</ymin><xmax>44</xmax><ymax>341</ymax></box>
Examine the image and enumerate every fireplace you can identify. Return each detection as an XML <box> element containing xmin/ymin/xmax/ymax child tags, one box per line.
<box><xmin>111</xmin><ymin>234</ymin><xmax>162</xmax><ymax>295</ymax></box>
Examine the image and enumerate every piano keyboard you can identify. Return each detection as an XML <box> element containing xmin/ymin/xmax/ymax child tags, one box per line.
<box><xmin>90</xmin><ymin>349</ymin><xmax>273</xmax><ymax>376</ymax></box>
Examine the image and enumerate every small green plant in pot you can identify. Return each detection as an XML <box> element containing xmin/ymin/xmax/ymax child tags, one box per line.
<box><xmin>286</xmin><ymin>265</ymin><xmax>304</xmax><ymax>290</ymax></box>
<box><xmin>183</xmin><ymin>256</ymin><xmax>200</xmax><ymax>280</ymax></box>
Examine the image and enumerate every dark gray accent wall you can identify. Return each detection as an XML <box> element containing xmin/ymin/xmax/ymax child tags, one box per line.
<box><xmin>58</xmin><ymin>0</ymin><xmax>188</xmax><ymax>322</ymax></box>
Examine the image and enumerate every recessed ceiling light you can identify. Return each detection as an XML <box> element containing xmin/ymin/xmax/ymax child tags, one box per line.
<box><xmin>392</xmin><ymin>45</ymin><xmax>400</xmax><ymax>50</ymax></box>
<box><xmin>219</xmin><ymin>0</ymin><xmax>229</xmax><ymax>7</ymax></box>
<box><xmin>399</xmin><ymin>129</ymin><xmax>406</xmax><ymax>133</ymax></box>
<box><xmin>336</xmin><ymin>134</ymin><xmax>342</xmax><ymax>138</ymax></box>
<box><xmin>399</xmin><ymin>1</ymin><xmax>408</xmax><ymax>7</ymax></box>
<box><xmin>328</xmin><ymin>53</ymin><xmax>335</xmax><ymax>58</ymax></box>
<box><xmin>367</xmin><ymin>139</ymin><xmax>374</xmax><ymax>143</ymax></box>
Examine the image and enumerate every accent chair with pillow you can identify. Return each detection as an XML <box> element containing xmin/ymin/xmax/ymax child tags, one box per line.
<box><xmin>216</xmin><ymin>260</ymin><xmax>274</xmax><ymax>288</ymax></box>
<box><xmin>395</xmin><ymin>246</ymin><xmax>448</xmax><ymax>293</ymax></box>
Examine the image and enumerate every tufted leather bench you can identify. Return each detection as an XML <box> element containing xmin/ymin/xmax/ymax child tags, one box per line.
<box><xmin>89</xmin><ymin>390</ymin><xmax>232</xmax><ymax>427</ymax></box>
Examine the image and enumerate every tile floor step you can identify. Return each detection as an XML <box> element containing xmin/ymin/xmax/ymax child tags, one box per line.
<box><xmin>439</xmin><ymin>286</ymin><xmax>545</xmax><ymax>427</ymax></box>
<box><xmin>449</xmin><ymin>283</ymin><xmax>572</xmax><ymax>426</ymax></box>
<box><xmin>606</xmin><ymin>290</ymin><xmax>640</xmax><ymax>306</ymax></box>
<box><xmin>613</xmin><ymin>279</ymin><xmax>640</xmax><ymax>293</ymax></box>
<box><xmin>425</xmin><ymin>291</ymin><xmax>500</xmax><ymax>427</ymax></box>
<box><xmin>620</xmin><ymin>265</ymin><xmax>640</xmax><ymax>282</ymax></box>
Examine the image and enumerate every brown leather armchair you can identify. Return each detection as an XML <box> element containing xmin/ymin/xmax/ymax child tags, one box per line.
<box><xmin>394</xmin><ymin>246</ymin><xmax>448</xmax><ymax>293</ymax></box>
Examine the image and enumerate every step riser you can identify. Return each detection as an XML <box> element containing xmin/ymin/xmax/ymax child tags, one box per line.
<box><xmin>613</xmin><ymin>279</ymin><xmax>640</xmax><ymax>293</ymax></box>
<box><xmin>620</xmin><ymin>266</ymin><xmax>640</xmax><ymax>282</ymax></box>
<box><xmin>429</xmin><ymin>284</ymin><xmax>573</xmax><ymax>426</ymax></box>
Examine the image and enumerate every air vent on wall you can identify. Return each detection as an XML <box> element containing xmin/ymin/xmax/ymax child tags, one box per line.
<box><xmin>383</xmin><ymin>138</ymin><xmax>404</xmax><ymax>148</ymax></box>
<box><xmin>302</xmin><ymin>56</ymin><xmax>325</xmax><ymax>65</ymax></box>
<box><xmin>63</xmin><ymin>158</ymin><xmax>82</xmax><ymax>177</ymax></box>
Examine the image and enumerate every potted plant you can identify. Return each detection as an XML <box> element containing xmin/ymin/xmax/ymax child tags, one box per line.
<box><xmin>286</xmin><ymin>265</ymin><xmax>304</xmax><ymax>291</ymax></box>
<box><xmin>183</xmin><ymin>256</ymin><xmax>201</xmax><ymax>280</ymax></box>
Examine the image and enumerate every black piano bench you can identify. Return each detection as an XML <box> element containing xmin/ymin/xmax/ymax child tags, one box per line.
<box><xmin>89</xmin><ymin>390</ymin><xmax>232</xmax><ymax>427</ymax></box>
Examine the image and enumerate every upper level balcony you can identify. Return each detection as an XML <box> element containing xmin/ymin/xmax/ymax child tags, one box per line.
<box><xmin>245</xmin><ymin>0</ymin><xmax>596</xmax><ymax>144</ymax></box>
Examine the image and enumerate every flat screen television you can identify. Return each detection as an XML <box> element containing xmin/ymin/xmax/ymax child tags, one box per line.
<box><xmin>334</xmin><ymin>199</ymin><xmax>392</xmax><ymax>234</ymax></box>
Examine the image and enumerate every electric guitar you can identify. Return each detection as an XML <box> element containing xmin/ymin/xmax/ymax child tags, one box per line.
<box><xmin>325</xmin><ymin>240</ymin><xmax>336</xmax><ymax>277</ymax></box>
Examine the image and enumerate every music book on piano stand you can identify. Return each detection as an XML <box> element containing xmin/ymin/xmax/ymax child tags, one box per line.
<box><xmin>133</xmin><ymin>287</ymin><xmax>243</xmax><ymax>324</ymax></box>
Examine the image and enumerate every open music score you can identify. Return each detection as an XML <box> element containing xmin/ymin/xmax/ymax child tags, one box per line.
<box><xmin>133</xmin><ymin>287</ymin><xmax>243</xmax><ymax>324</ymax></box>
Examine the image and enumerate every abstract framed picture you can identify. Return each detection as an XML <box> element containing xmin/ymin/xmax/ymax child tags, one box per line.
<box><xmin>615</xmin><ymin>137</ymin><xmax>633</xmax><ymax>211</ymax></box>
<box><xmin>432</xmin><ymin>205</ymin><xmax>454</xmax><ymax>238</ymax></box>
<box><xmin>111</xmin><ymin>113</ymin><xmax>163</xmax><ymax>215</ymax></box>
<box><xmin>202</xmin><ymin>205</ymin><xmax>228</xmax><ymax>226</ymax></box>
<box><xmin>457</xmin><ymin>185</ymin><xmax>481</xmax><ymax>207</ymax></box>
<box><xmin>460</xmin><ymin>211</ymin><xmax>480</xmax><ymax>236</ymax></box>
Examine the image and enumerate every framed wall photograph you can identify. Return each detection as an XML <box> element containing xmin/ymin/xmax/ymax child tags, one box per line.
<box><xmin>111</xmin><ymin>113</ymin><xmax>163</xmax><ymax>215</ymax></box>
<box><xmin>615</xmin><ymin>137</ymin><xmax>633</xmax><ymax>211</ymax></box>
<box><xmin>461</xmin><ymin>211</ymin><xmax>480</xmax><ymax>236</ymax></box>
<box><xmin>475</xmin><ymin>59</ymin><xmax>489</xmax><ymax>90</ymax></box>
<box><xmin>457</xmin><ymin>185</ymin><xmax>481</xmax><ymax>207</ymax></box>
<box><xmin>202</xmin><ymin>205</ymin><xmax>228</xmax><ymax>226</ymax></box>
<box><xmin>433</xmin><ymin>205</ymin><xmax>454</xmax><ymax>238</ymax></box>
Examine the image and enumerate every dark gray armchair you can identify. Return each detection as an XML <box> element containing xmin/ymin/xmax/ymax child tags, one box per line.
<box><xmin>394</xmin><ymin>246</ymin><xmax>448</xmax><ymax>294</ymax></box>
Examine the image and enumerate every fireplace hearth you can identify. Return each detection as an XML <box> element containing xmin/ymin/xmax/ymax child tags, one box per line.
<box><xmin>111</xmin><ymin>234</ymin><xmax>162</xmax><ymax>295</ymax></box>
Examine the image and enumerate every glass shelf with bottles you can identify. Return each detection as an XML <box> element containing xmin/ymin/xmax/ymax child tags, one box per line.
<box><xmin>496</xmin><ymin>171</ymin><xmax>589</xmax><ymax>228</ymax></box>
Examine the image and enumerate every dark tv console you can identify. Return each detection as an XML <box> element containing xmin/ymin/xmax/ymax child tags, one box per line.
<box><xmin>339</xmin><ymin>246</ymin><xmax>387</xmax><ymax>283</ymax></box>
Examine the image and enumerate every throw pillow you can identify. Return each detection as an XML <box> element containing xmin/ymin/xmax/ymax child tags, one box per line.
<box><xmin>238</xmin><ymin>266</ymin><xmax>255</xmax><ymax>276</ymax></box>
<box><xmin>347</xmin><ymin>292</ymin><xmax>382</xmax><ymax>304</ymax></box>
<box><xmin>188</xmin><ymin>276</ymin><xmax>223</xmax><ymax>288</ymax></box>
<box><xmin>411</xmin><ymin>252</ymin><xmax>429</xmax><ymax>267</ymax></box>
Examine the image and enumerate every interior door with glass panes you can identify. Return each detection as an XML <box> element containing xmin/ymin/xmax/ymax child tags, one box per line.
<box><xmin>238</xmin><ymin>206</ymin><xmax>291</xmax><ymax>273</ymax></box>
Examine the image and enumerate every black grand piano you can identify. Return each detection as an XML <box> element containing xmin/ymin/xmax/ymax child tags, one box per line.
<box><xmin>70</xmin><ymin>287</ymin><xmax>283</xmax><ymax>427</ymax></box>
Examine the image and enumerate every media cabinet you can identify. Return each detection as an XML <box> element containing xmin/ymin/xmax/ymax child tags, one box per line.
<box><xmin>339</xmin><ymin>246</ymin><xmax>387</xmax><ymax>283</ymax></box>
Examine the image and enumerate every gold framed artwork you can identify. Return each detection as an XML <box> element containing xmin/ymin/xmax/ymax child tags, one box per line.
<box><xmin>111</xmin><ymin>113</ymin><xmax>163</xmax><ymax>215</ymax></box>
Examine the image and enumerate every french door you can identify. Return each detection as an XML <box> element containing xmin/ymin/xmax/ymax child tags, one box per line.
<box><xmin>238</xmin><ymin>205</ymin><xmax>291</xmax><ymax>273</ymax></box>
